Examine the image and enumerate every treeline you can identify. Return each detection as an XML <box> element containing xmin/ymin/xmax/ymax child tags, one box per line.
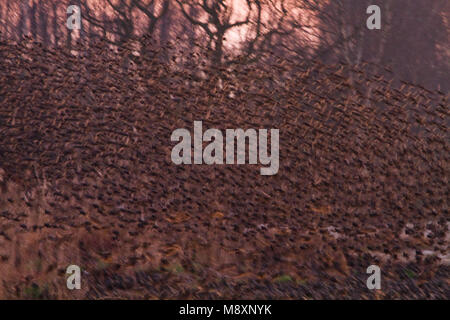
<box><xmin>0</xmin><ymin>0</ymin><xmax>448</xmax><ymax>91</ymax></box>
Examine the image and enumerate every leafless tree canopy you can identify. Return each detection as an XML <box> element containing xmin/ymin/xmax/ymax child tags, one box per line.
<box><xmin>0</xmin><ymin>0</ymin><xmax>448</xmax><ymax>90</ymax></box>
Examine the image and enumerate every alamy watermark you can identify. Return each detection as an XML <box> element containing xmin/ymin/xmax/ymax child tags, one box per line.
<box><xmin>171</xmin><ymin>121</ymin><xmax>279</xmax><ymax>175</ymax></box>
<box><xmin>367</xmin><ymin>5</ymin><xmax>381</xmax><ymax>30</ymax></box>
<box><xmin>366</xmin><ymin>265</ymin><xmax>381</xmax><ymax>290</ymax></box>
<box><xmin>67</xmin><ymin>5</ymin><xmax>81</xmax><ymax>30</ymax></box>
<box><xmin>66</xmin><ymin>264</ymin><xmax>81</xmax><ymax>290</ymax></box>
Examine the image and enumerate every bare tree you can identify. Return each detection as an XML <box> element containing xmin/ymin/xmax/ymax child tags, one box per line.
<box><xmin>0</xmin><ymin>2</ymin><xmax>3</xmax><ymax>40</ymax></box>
<box><xmin>30</xmin><ymin>1</ymin><xmax>38</xmax><ymax>39</ymax></box>
<box><xmin>82</xmin><ymin>0</ymin><xmax>169</xmax><ymax>47</ymax></box>
<box><xmin>313</xmin><ymin>0</ymin><xmax>449</xmax><ymax>91</ymax></box>
<box><xmin>52</xmin><ymin>1</ymin><xmax>60</xmax><ymax>46</ymax></box>
<box><xmin>17</xmin><ymin>0</ymin><xmax>29</xmax><ymax>39</ymax></box>
<box><xmin>39</xmin><ymin>3</ymin><xmax>49</xmax><ymax>46</ymax></box>
<box><xmin>159</xmin><ymin>0</ymin><xmax>172</xmax><ymax>46</ymax></box>
<box><xmin>242</xmin><ymin>0</ymin><xmax>306</xmax><ymax>61</ymax></box>
<box><xmin>176</xmin><ymin>0</ymin><xmax>252</xmax><ymax>65</ymax></box>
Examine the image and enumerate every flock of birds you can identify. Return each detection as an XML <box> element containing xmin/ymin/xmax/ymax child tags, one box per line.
<box><xmin>0</xmin><ymin>38</ymin><xmax>448</xmax><ymax>299</ymax></box>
